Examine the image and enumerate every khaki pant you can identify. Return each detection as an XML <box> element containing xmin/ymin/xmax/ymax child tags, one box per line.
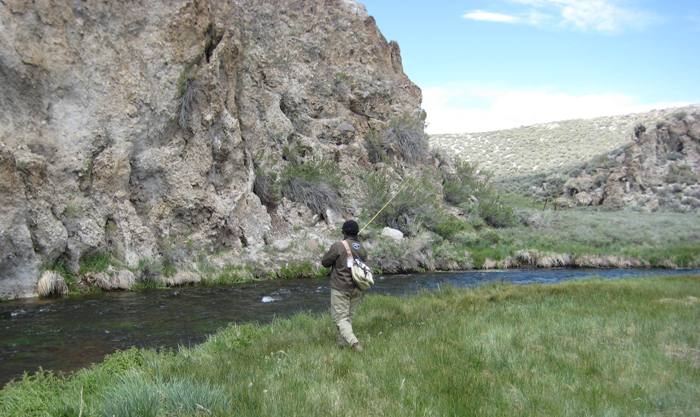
<box><xmin>330</xmin><ymin>288</ymin><xmax>363</xmax><ymax>347</ymax></box>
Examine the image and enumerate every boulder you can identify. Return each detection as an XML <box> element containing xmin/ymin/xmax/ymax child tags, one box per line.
<box><xmin>574</xmin><ymin>191</ymin><xmax>594</xmax><ymax>206</ymax></box>
<box><xmin>482</xmin><ymin>258</ymin><xmax>498</xmax><ymax>269</ymax></box>
<box><xmin>86</xmin><ymin>267</ymin><xmax>135</xmax><ymax>291</ymax></box>
<box><xmin>324</xmin><ymin>208</ymin><xmax>343</xmax><ymax>226</ymax></box>
<box><xmin>681</xmin><ymin>196</ymin><xmax>700</xmax><ymax>209</ymax></box>
<box><xmin>162</xmin><ymin>271</ymin><xmax>201</xmax><ymax>287</ymax></box>
<box><xmin>272</xmin><ymin>238</ymin><xmax>292</xmax><ymax>252</ymax></box>
<box><xmin>554</xmin><ymin>196</ymin><xmax>575</xmax><ymax>209</ymax></box>
<box><xmin>381</xmin><ymin>227</ymin><xmax>404</xmax><ymax>241</ymax></box>
<box><xmin>643</xmin><ymin>198</ymin><xmax>660</xmax><ymax>212</ymax></box>
<box><xmin>689</xmin><ymin>122</ymin><xmax>700</xmax><ymax>140</ymax></box>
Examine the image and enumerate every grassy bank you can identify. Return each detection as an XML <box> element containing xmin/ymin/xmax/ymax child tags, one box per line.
<box><xmin>2</xmin><ymin>276</ymin><xmax>699</xmax><ymax>416</ymax></box>
<box><xmin>370</xmin><ymin>208</ymin><xmax>700</xmax><ymax>272</ymax></box>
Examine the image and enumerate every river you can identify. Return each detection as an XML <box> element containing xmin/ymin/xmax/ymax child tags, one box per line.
<box><xmin>1</xmin><ymin>268</ymin><xmax>698</xmax><ymax>387</ymax></box>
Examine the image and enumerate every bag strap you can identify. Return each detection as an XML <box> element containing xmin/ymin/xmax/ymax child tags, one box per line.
<box><xmin>340</xmin><ymin>240</ymin><xmax>353</xmax><ymax>262</ymax></box>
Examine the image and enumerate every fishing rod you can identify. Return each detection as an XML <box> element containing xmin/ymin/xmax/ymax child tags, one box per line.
<box><xmin>359</xmin><ymin>175</ymin><xmax>410</xmax><ymax>235</ymax></box>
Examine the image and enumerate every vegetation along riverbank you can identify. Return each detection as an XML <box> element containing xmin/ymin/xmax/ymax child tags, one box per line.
<box><xmin>2</xmin><ymin>275</ymin><xmax>698</xmax><ymax>416</ymax></box>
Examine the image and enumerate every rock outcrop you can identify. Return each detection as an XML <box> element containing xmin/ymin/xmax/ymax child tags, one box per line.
<box><xmin>545</xmin><ymin>111</ymin><xmax>700</xmax><ymax>211</ymax></box>
<box><xmin>0</xmin><ymin>0</ymin><xmax>423</xmax><ymax>298</ymax></box>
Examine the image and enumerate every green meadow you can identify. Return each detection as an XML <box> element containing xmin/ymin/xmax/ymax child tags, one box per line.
<box><xmin>2</xmin><ymin>276</ymin><xmax>699</xmax><ymax>417</ymax></box>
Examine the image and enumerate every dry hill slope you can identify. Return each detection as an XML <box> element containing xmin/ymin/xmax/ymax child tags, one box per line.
<box><xmin>430</xmin><ymin>105</ymin><xmax>700</xmax><ymax>180</ymax></box>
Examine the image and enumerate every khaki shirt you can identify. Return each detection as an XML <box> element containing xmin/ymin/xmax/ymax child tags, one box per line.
<box><xmin>321</xmin><ymin>237</ymin><xmax>368</xmax><ymax>292</ymax></box>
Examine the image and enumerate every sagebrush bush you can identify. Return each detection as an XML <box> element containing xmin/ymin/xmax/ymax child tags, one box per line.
<box><xmin>442</xmin><ymin>160</ymin><xmax>490</xmax><ymax>205</ymax></box>
<box><xmin>666</xmin><ymin>164</ymin><xmax>698</xmax><ymax>184</ymax></box>
<box><xmin>478</xmin><ymin>195</ymin><xmax>518</xmax><ymax>228</ymax></box>
<box><xmin>383</xmin><ymin>113</ymin><xmax>430</xmax><ymax>163</ymax></box>
<box><xmin>280</xmin><ymin>159</ymin><xmax>342</xmax><ymax>216</ymax></box>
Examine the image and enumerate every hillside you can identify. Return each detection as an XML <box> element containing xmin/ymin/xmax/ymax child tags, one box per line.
<box><xmin>430</xmin><ymin>105</ymin><xmax>700</xmax><ymax>180</ymax></box>
<box><xmin>541</xmin><ymin>110</ymin><xmax>700</xmax><ymax>211</ymax></box>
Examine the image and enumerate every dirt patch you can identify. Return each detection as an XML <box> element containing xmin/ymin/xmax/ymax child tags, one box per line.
<box><xmin>656</xmin><ymin>296</ymin><xmax>700</xmax><ymax>307</ymax></box>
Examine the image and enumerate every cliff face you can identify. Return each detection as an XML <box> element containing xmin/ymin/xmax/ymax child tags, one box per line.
<box><xmin>0</xmin><ymin>0</ymin><xmax>422</xmax><ymax>298</ymax></box>
<box><xmin>550</xmin><ymin>111</ymin><xmax>700</xmax><ymax>211</ymax></box>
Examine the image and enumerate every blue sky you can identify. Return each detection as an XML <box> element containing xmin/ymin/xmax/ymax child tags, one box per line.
<box><xmin>361</xmin><ymin>0</ymin><xmax>700</xmax><ymax>133</ymax></box>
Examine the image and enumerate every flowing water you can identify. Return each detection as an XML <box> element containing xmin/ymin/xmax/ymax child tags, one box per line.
<box><xmin>1</xmin><ymin>268</ymin><xmax>698</xmax><ymax>387</ymax></box>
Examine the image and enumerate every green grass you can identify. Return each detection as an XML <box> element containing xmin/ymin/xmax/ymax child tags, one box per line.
<box><xmin>367</xmin><ymin>208</ymin><xmax>700</xmax><ymax>270</ymax></box>
<box><xmin>78</xmin><ymin>252</ymin><xmax>115</xmax><ymax>276</ymax></box>
<box><xmin>451</xmin><ymin>208</ymin><xmax>700</xmax><ymax>268</ymax></box>
<box><xmin>277</xmin><ymin>261</ymin><xmax>329</xmax><ymax>280</ymax></box>
<box><xmin>2</xmin><ymin>276</ymin><xmax>699</xmax><ymax>416</ymax></box>
<box><xmin>504</xmin><ymin>208</ymin><xmax>700</xmax><ymax>257</ymax></box>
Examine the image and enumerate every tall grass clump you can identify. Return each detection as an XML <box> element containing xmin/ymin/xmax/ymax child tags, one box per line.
<box><xmin>42</xmin><ymin>259</ymin><xmax>79</xmax><ymax>294</ymax></box>
<box><xmin>100</xmin><ymin>372</ymin><xmax>160</xmax><ymax>417</ymax></box>
<box><xmin>280</xmin><ymin>159</ymin><xmax>342</xmax><ymax>216</ymax></box>
<box><xmin>100</xmin><ymin>372</ymin><xmax>230</xmax><ymax>417</ymax></box>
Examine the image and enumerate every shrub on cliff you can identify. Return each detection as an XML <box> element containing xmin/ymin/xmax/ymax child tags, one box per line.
<box><xmin>383</xmin><ymin>113</ymin><xmax>430</xmax><ymax>163</ymax></box>
<box><xmin>364</xmin><ymin>129</ymin><xmax>387</xmax><ymax>163</ymax></box>
<box><xmin>253</xmin><ymin>168</ymin><xmax>282</xmax><ymax>208</ymax></box>
<box><xmin>364</xmin><ymin>170</ymin><xmax>438</xmax><ymax>236</ymax></box>
<box><xmin>280</xmin><ymin>159</ymin><xmax>341</xmax><ymax>216</ymax></box>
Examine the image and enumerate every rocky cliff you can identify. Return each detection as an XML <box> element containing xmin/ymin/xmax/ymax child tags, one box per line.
<box><xmin>0</xmin><ymin>0</ymin><xmax>423</xmax><ymax>299</ymax></box>
<box><xmin>547</xmin><ymin>111</ymin><xmax>700</xmax><ymax>211</ymax></box>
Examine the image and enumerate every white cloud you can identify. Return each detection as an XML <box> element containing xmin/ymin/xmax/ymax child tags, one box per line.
<box><xmin>422</xmin><ymin>85</ymin><xmax>690</xmax><ymax>134</ymax></box>
<box><xmin>467</xmin><ymin>0</ymin><xmax>659</xmax><ymax>33</ymax></box>
<box><xmin>462</xmin><ymin>10</ymin><xmax>520</xmax><ymax>23</ymax></box>
<box><xmin>556</xmin><ymin>0</ymin><xmax>651</xmax><ymax>32</ymax></box>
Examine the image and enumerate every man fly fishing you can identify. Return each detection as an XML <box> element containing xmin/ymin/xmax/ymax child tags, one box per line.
<box><xmin>321</xmin><ymin>220</ymin><xmax>368</xmax><ymax>352</ymax></box>
<box><xmin>320</xmin><ymin>178</ymin><xmax>406</xmax><ymax>351</ymax></box>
